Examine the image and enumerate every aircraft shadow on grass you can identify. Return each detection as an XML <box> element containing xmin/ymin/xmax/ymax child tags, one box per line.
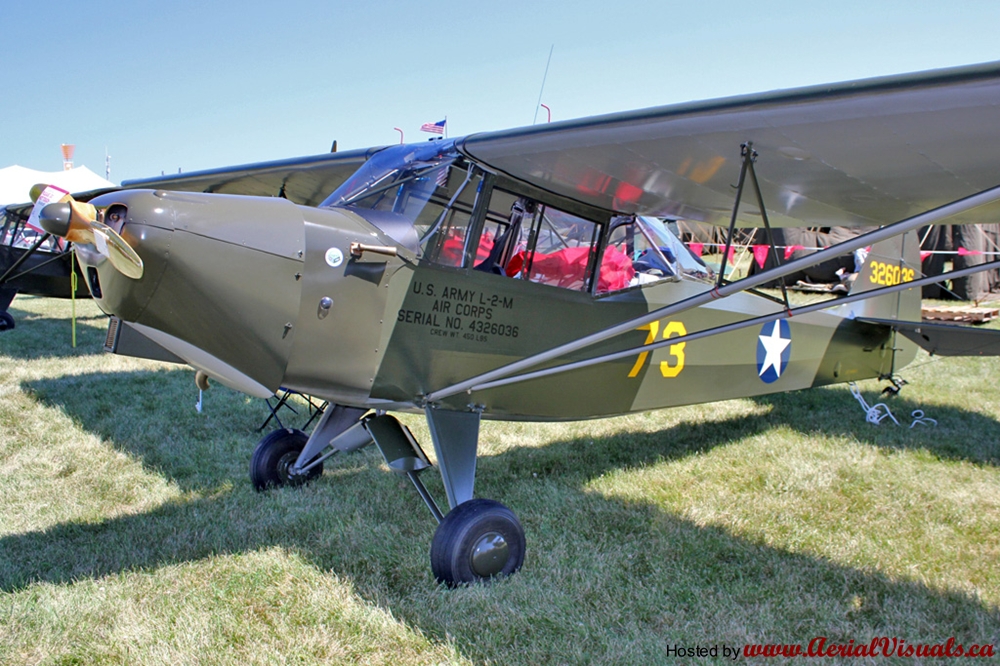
<box><xmin>2</xmin><ymin>370</ymin><xmax>998</xmax><ymax>658</ymax></box>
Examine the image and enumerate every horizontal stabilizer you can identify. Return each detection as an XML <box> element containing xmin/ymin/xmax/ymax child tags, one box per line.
<box><xmin>858</xmin><ymin>317</ymin><xmax>1000</xmax><ymax>356</ymax></box>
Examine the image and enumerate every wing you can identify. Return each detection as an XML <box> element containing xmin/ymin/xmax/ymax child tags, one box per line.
<box><xmin>120</xmin><ymin>146</ymin><xmax>383</xmax><ymax>207</ymax></box>
<box><xmin>460</xmin><ymin>62</ymin><xmax>1000</xmax><ymax>229</ymax></box>
<box><xmin>4</xmin><ymin>146</ymin><xmax>383</xmax><ymax>218</ymax></box>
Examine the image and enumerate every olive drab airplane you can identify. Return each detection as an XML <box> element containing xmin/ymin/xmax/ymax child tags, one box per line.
<box><xmin>32</xmin><ymin>61</ymin><xmax>1000</xmax><ymax>585</ymax></box>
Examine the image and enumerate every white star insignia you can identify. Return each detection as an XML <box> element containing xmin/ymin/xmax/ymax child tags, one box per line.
<box><xmin>758</xmin><ymin>321</ymin><xmax>791</xmax><ymax>378</ymax></box>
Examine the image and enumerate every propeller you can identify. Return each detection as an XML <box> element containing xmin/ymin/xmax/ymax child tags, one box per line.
<box><xmin>31</xmin><ymin>184</ymin><xmax>144</xmax><ymax>279</ymax></box>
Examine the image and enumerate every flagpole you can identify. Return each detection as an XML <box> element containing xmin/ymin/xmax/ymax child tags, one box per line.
<box><xmin>444</xmin><ymin>116</ymin><xmax>448</xmax><ymax>139</ymax></box>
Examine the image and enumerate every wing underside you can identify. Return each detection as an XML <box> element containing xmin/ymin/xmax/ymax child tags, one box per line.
<box><xmin>120</xmin><ymin>147</ymin><xmax>381</xmax><ymax>207</ymax></box>
<box><xmin>460</xmin><ymin>62</ymin><xmax>1000</xmax><ymax>230</ymax></box>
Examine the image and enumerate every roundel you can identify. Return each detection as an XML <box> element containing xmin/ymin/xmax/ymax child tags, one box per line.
<box><xmin>756</xmin><ymin>320</ymin><xmax>791</xmax><ymax>384</ymax></box>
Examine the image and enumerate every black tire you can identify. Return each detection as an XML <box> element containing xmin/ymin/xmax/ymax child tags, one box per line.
<box><xmin>430</xmin><ymin>499</ymin><xmax>525</xmax><ymax>586</ymax></box>
<box><xmin>249</xmin><ymin>428</ymin><xmax>322</xmax><ymax>491</ymax></box>
<box><xmin>0</xmin><ymin>312</ymin><xmax>14</xmax><ymax>332</ymax></box>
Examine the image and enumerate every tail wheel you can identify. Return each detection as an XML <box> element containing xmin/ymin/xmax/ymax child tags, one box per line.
<box><xmin>0</xmin><ymin>312</ymin><xmax>14</xmax><ymax>331</ymax></box>
<box><xmin>431</xmin><ymin>499</ymin><xmax>525</xmax><ymax>586</ymax></box>
<box><xmin>249</xmin><ymin>428</ymin><xmax>322</xmax><ymax>491</ymax></box>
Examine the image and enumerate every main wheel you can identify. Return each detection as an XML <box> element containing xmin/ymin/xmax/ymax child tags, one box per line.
<box><xmin>430</xmin><ymin>499</ymin><xmax>525</xmax><ymax>586</ymax></box>
<box><xmin>249</xmin><ymin>428</ymin><xmax>322</xmax><ymax>491</ymax></box>
<box><xmin>0</xmin><ymin>312</ymin><xmax>14</xmax><ymax>331</ymax></box>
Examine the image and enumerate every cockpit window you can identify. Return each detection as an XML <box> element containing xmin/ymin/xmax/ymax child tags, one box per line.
<box><xmin>597</xmin><ymin>216</ymin><xmax>712</xmax><ymax>293</ymax></box>
<box><xmin>471</xmin><ymin>190</ymin><xmax>604</xmax><ymax>292</ymax></box>
<box><xmin>322</xmin><ymin>142</ymin><xmax>458</xmax><ymax>211</ymax></box>
<box><xmin>320</xmin><ymin>141</ymin><xmax>484</xmax><ymax>266</ymax></box>
<box><xmin>417</xmin><ymin>164</ymin><xmax>485</xmax><ymax>267</ymax></box>
<box><xmin>320</xmin><ymin>144</ymin><xmax>712</xmax><ymax>287</ymax></box>
<box><xmin>637</xmin><ymin>216</ymin><xmax>712</xmax><ymax>279</ymax></box>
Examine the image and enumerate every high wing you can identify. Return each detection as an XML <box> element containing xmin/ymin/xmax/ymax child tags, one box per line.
<box><xmin>4</xmin><ymin>146</ymin><xmax>382</xmax><ymax>218</ymax></box>
<box><xmin>120</xmin><ymin>146</ymin><xmax>382</xmax><ymax>207</ymax></box>
<box><xmin>459</xmin><ymin>61</ymin><xmax>1000</xmax><ymax>229</ymax></box>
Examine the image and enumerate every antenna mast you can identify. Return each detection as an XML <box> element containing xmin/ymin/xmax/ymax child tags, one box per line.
<box><xmin>532</xmin><ymin>45</ymin><xmax>554</xmax><ymax>125</ymax></box>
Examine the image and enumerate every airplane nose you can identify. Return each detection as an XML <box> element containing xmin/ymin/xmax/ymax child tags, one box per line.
<box><xmin>73</xmin><ymin>190</ymin><xmax>171</xmax><ymax>320</ymax></box>
<box><xmin>79</xmin><ymin>189</ymin><xmax>308</xmax><ymax>395</ymax></box>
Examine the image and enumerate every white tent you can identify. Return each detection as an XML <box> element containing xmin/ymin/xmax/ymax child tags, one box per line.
<box><xmin>0</xmin><ymin>165</ymin><xmax>114</xmax><ymax>205</ymax></box>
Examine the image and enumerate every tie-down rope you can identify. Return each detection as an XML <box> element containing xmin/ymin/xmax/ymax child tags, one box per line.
<box><xmin>848</xmin><ymin>382</ymin><xmax>937</xmax><ymax>428</ymax></box>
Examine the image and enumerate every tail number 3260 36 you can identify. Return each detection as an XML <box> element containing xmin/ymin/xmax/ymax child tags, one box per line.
<box><xmin>869</xmin><ymin>261</ymin><xmax>915</xmax><ymax>287</ymax></box>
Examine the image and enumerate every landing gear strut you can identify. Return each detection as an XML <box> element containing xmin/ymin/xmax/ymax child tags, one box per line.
<box><xmin>250</xmin><ymin>403</ymin><xmax>526</xmax><ymax>585</ymax></box>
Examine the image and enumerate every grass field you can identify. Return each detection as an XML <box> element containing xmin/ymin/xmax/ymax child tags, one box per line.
<box><xmin>1</xmin><ymin>295</ymin><xmax>998</xmax><ymax>664</ymax></box>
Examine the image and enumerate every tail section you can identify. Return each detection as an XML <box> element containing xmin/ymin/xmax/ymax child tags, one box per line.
<box><xmin>848</xmin><ymin>229</ymin><xmax>922</xmax><ymax>321</ymax></box>
<box><xmin>850</xmin><ymin>228</ymin><xmax>1000</xmax><ymax>361</ymax></box>
<box><xmin>846</xmin><ymin>229</ymin><xmax>922</xmax><ymax>374</ymax></box>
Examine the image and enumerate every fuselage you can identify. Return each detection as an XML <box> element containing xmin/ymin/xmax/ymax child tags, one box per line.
<box><xmin>76</xmin><ymin>143</ymin><xmax>916</xmax><ymax>420</ymax></box>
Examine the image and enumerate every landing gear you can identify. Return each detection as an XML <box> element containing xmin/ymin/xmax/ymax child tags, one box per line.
<box><xmin>249</xmin><ymin>428</ymin><xmax>322</xmax><ymax>490</ymax></box>
<box><xmin>251</xmin><ymin>403</ymin><xmax>527</xmax><ymax>585</ymax></box>
<box><xmin>431</xmin><ymin>499</ymin><xmax>525</xmax><ymax>585</ymax></box>
<box><xmin>0</xmin><ymin>311</ymin><xmax>14</xmax><ymax>331</ymax></box>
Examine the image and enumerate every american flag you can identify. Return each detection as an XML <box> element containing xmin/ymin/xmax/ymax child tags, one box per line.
<box><xmin>420</xmin><ymin>119</ymin><xmax>446</xmax><ymax>135</ymax></box>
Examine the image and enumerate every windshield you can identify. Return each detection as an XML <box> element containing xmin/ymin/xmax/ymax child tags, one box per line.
<box><xmin>321</xmin><ymin>142</ymin><xmax>458</xmax><ymax>213</ymax></box>
<box><xmin>319</xmin><ymin>141</ymin><xmax>465</xmax><ymax>253</ymax></box>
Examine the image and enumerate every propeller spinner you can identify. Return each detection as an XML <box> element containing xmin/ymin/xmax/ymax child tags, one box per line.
<box><xmin>31</xmin><ymin>184</ymin><xmax>144</xmax><ymax>279</ymax></box>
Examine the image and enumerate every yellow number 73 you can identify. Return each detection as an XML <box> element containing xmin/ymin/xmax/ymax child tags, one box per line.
<box><xmin>628</xmin><ymin>320</ymin><xmax>687</xmax><ymax>378</ymax></box>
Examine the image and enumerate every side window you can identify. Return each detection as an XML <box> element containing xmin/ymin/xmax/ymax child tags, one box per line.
<box><xmin>599</xmin><ymin>219</ymin><xmax>644</xmax><ymax>293</ymax></box>
<box><xmin>419</xmin><ymin>166</ymin><xmax>485</xmax><ymax>268</ymax></box>
<box><xmin>471</xmin><ymin>188</ymin><xmax>520</xmax><ymax>272</ymax></box>
<box><xmin>472</xmin><ymin>190</ymin><xmax>602</xmax><ymax>292</ymax></box>
<box><xmin>599</xmin><ymin>215</ymin><xmax>713</xmax><ymax>294</ymax></box>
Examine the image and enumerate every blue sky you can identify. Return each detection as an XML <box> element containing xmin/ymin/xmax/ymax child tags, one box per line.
<box><xmin>2</xmin><ymin>1</ymin><xmax>999</xmax><ymax>183</ymax></box>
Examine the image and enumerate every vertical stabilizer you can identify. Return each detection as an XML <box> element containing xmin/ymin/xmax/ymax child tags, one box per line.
<box><xmin>848</xmin><ymin>229</ymin><xmax>922</xmax><ymax>321</ymax></box>
<box><xmin>846</xmin><ymin>228</ymin><xmax>922</xmax><ymax>374</ymax></box>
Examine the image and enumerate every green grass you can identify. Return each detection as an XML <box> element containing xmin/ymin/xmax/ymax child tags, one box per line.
<box><xmin>1</xmin><ymin>295</ymin><xmax>999</xmax><ymax>664</ymax></box>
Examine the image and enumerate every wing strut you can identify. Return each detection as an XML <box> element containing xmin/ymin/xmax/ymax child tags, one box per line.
<box><xmin>423</xmin><ymin>183</ymin><xmax>1000</xmax><ymax>404</ymax></box>
<box><xmin>716</xmin><ymin>143</ymin><xmax>791</xmax><ymax>311</ymax></box>
<box><xmin>0</xmin><ymin>232</ymin><xmax>55</xmax><ymax>286</ymax></box>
